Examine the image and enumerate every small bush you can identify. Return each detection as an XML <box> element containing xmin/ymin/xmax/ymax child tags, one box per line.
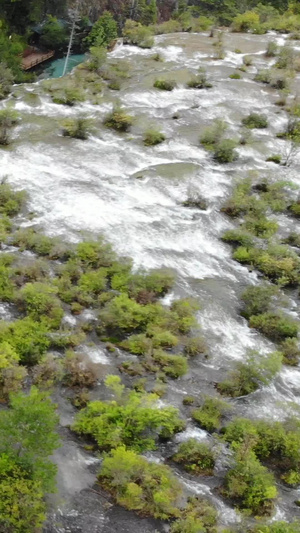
<box><xmin>243</xmin><ymin>55</ymin><xmax>253</xmax><ymax>66</ymax></box>
<box><xmin>200</xmin><ymin>119</ymin><xmax>227</xmax><ymax>148</ymax></box>
<box><xmin>266</xmin><ymin>154</ymin><xmax>281</xmax><ymax>164</ymax></box>
<box><xmin>242</xmin><ymin>113</ymin><xmax>268</xmax><ymax>129</ymax></box>
<box><xmin>104</xmin><ymin>106</ymin><xmax>133</xmax><ymax>132</ymax></box>
<box><xmin>184</xmin><ymin>336</ymin><xmax>207</xmax><ymax>356</ymax></box>
<box><xmin>0</xmin><ymin>318</ymin><xmax>50</xmax><ymax>366</ymax></box>
<box><xmin>16</xmin><ymin>282</ymin><xmax>63</xmax><ymax>329</ymax></box>
<box><xmin>99</xmin><ymin>446</ymin><xmax>182</xmax><ymax>519</ymax></box>
<box><xmin>62</xmin><ymin>117</ymin><xmax>93</xmax><ymax>140</ymax></box>
<box><xmin>153</xmin><ymin>79</ymin><xmax>176</xmax><ymax>91</ymax></box>
<box><xmin>229</xmin><ymin>72</ymin><xmax>241</xmax><ymax>79</ymax></box>
<box><xmin>266</xmin><ymin>41</ymin><xmax>278</xmax><ymax>57</ymax></box>
<box><xmin>222</xmin><ymin>449</ymin><xmax>277</xmax><ymax>516</ymax></box>
<box><xmin>170</xmin><ymin>496</ymin><xmax>217</xmax><ymax>533</ymax></box>
<box><xmin>52</xmin><ymin>87</ymin><xmax>85</xmax><ymax>106</ymax></box>
<box><xmin>232</xmin><ymin>11</ymin><xmax>260</xmax><ymax>32</ymax></box>
<box><xmin>63</xmin><ymin>351</ymin><xmax>97</xmax><ymax>388</ymax></box>
<box><xmin>241</xmin><ymin>285</ymin><xmax>278</xmax><ymax>319</ymax></box>
<box><xmin>280</xmin><ymin>337</ymin><xmax>300</xmax><ymax>366</ymax></box>
<box><xmin>187</xmin><ymin>70</ymin><xmax>212</xmax><ymax>89</ymax></box>
<box><xmin>73</xmin><ymin>375</ymin><xmax>184</xmax><ymax>451</ymax></box>
<box><xmin>143</xmin><ymin>129</ymin><xmax>165</xmax><ymax>146</ymax></box>
<box><xmin>192</xmin><ymin>396</ymin><xmax>231</xmax><ymax>432</ymax></box>
<box><xmin>222</xmin><ymin>229</ymin><xmax>254</xmax><ymax>247</ymax></box>
<box><xmin>217</xmin><ymin>351</ymin><xmax>282</xmax><ymax>397</ymax></box>
<box><xmin>0</xmin><ymin>109</ymin><xmax>19</xmax><ymax>145</ymax></box>
<box><xmin>123</xmin><ymin>20</ymin><xmax>154</xmax><ymax>49</ymax></box>
<box><xmin>249</xmin><ymin>313</ymin><xmax>299</xmax><ymax>341</ymax></box>
<box><xmin>213</xmin><ymin>139</ymin><xmax>238</xmax><ymax>163</ymax></box>
<box><xmin>182</xmin><ymin>195</ymin><xmax>208</xmax><ymax>210</ymax></box>
<box><xmin>173</xmin><ymin>438</ymin><xmax>215</xmax><ymax>475</ymax></box>
<box><xmin>153</xmin><ymin>350</ymin><xmax>188</xmax><ymax>378</ymax></box>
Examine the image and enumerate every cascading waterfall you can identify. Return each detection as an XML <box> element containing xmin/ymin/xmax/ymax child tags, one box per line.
<box><xmin>1</xmin><ymin>30</ymin><xmax>300</xmax><ymax>532</ymax></box>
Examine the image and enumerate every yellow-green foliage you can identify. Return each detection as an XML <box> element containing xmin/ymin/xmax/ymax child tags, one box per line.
<box><xmin>192</xmin><ymin>396</ymin><xmax>231</xmax><ymax>432</ymax></box>
<box><xmin>99</xmin><ymin>446</ymin><xmax>182</xmax><ymax>519</ymax></box>
<box><xmin>73</xmin><ymin>375</ymin><xmax>184</xmax><ymax>451</ymax></box>
<box><xmin>222</xmin><ymin>448</ymin><xmax>277</xmax><ymax>515</ymax></box>
<box><xmin>172</xmin><ymin>438</ymin><xmax>215</xmax><ymax>475</ymax></box>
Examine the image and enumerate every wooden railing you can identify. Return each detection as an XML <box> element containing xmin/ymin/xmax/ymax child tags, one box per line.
<box><xmin>22</xmin><ymin>50</ymin><xmax>55</xmax><ymax>71</ymax></box>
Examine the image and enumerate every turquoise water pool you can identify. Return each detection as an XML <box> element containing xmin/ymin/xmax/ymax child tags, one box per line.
<box><xmin>41</xmin><ymin>54</ymin><xmax>86</xmax><ymax>79</ymax></box>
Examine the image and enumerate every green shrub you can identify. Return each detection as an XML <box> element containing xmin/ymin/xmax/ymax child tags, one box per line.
<box><xmin>173</xmin><ymin>438</ymin><xmax>215</xmax><ymax>475</ymax></box>
<box><xmin>242</xmin><ymin>113</ymin><xmax>268</xmax><ymax>129</ymax></box>
<box><xmin>40</xmin><ymin>15</ymin><xmax>68</xmax><ymax>50</ymax></box>
<box><xmin>233</xmin><ymin>244</ymin><xmax>300</xmax><ymax>286</ymax></box>
<box><xmin>104</xmin><ymin>106</ymin><xmax>133</xmax><ymax>132</ymax></box>
<box><xmin>123</xmin><ymin>20</ymin><xmax>154</xmax><ymax>48</ymax></box>
<box><xmin>73</xmin><ymin>375</ymin><xmax>184</xmax><ymax>451</ymax></box>
<box><xmin>232</xmin><ymin>11</ymin><xmax>260</xmax><ymax>32</ymax></box>
<box><xmin>143</xmin><ymin>128</ymin><xmax>165</xmax><ymax>146</ymax></box>
<box><xmin>280</xmin><ymin>337</ymin><xmax>300</xmax><ymax>366</ymax></box>
<box><xmin>229</xmin><ymin>72</ymin><xmax>241</xmax><ymax>79</ymax></box>
<box><xmin>192</xmin><ymin>397</ymin><xmax>231</xmax><ymax>432</ymax></box>
<box><xmin>277</xmin><ymin>118</ymin><xmax>300</xmax><ymax>142</ymax></box>
<box><xmin>0</xmin><ymin>454</ymin><xmax>46</xmax><ymax>532</ymax></box>
<box><xmin>52</xmin><ymin>87</ymin><xmax>86</xmax><ymax>106</ymax></box>
<box><xmin>153</xmin><ymin>79</ymin><xmax>176</xmax><ymax>91</ymax></box>
<box><xmin>222</xmin><ymin>449</ymin><xmax>277</xmax><ymax>515</ymax></box>
<box><xmin>243</xmin><ymin>215</ymin><xmax>278</xmax><ymax>238</ymax></box>
<box><xmin>85</xmin><ymin>11</ymin><xmax>118</xmax><ymax>49</ymax></box>
<box><xmin>99</xmin><ymin>294</ymin><xmax>147</xmax><ymax>334</ymax></box>
<box><xmin>0</xmin><ymin>109</ymin><xmax>19</xmax><ymax>145</ymax></box>
<box><xmin>266</xmin><ymin>154</ymin><xmax>281</xmax><ymax>164</ymax></box>
<box><xmin>223</xmin><ymin>417</ymin><xmax>300</xmax><ymax>487</ymax></box>
<box><xmin>152</xmin><ymin>350</ymin><xmax>188</xmax><ymax>378</ymax></box>
<box><xmin>275</xmin><ymin>45</ymin><xmax>295</xmax><ymax>70</ymax></box>
<box><xmin>222</xmin><ymin>229</ymin><xmax>254</xmax><ymax>247</ymax></box>
<box><xmin>200</xmin><ymin>119</ymin><xmax>227</xmax><ymax>149</ymax></box>
<box><xmin>241</xmin><ymin>285</ymin><xmax>278</xmax><ymax>319</ymax></box>
<box><xmin>11</xmin><ymin>228</ymin><xmax>55</xmax><ymax>256</ymax></box>
<box><xmin>0</xmin><ymin>182</ymin><xmax>26</xmax><ymax>217</ymax></box>
<box><xmin>182</xmin><ymin>195</ymin><xmax>208</xmax><ymax>210</ymax></box>
<box><xmin>213</xmin><ymin>139</ymin><xmax>238</xmax><ymax>163</ymax></box>
<box><xmin>170</xmin><ymin>298</ymin><xmax>199</xmax><ymax>334</ymax></box>
<box><xmin>290</xmin><ymin>201</ymin><xmax>300</xmax><ymax>217</ymax></box>
<box><xmin>171</xmin><ymin>496</ymin><xmax>217</xmax><ymax>533</ymax></box>
<box><xmin>62</xmin><ymin>117</ymin><xmax>93</xmax><ymax>140</ymax></box>
<box><xmin>184</xmin><ymin>336</ymin><xmax>207</xmax><ymax>356</ymax></box>
<box><xmin>99</xmin><ymin>446</ymin><xmax>182</xmax><ymax>519</ymax></box>
<box><xmin>254</xmin><ymin>69</ymin><xmax>271</xmax><ymax>84</ymax></box>
<box><xmin>0</xmin><ymin>318</ymin><xmax>50</xmax><ymax>366</ymax></box>
<box><xmin>243</xmin><ymin>55</ymin><xmax>253</xmax><ymax>66</ymax></box>
<box><xmin>0</xmin><ymin>63</ymin><xmax>14</xmax><ymax>100</ymax></box>
<box><xmin>74</xmin><ymin>239</ymin><xmax>115</xmax><ymax>268</ymax></box>
<box><xmin>187</xmin><ymin>70</ymin><xmax>212</xmax><ymax>89</ymax></box>
<box><xmin>284</xmin><ymin>232</ymin><xmax>300</xmax><ymax>248</ymax></box>
<box><xmin>217</xmin><ymin>351</ymin><xmax>282</xmax><ymax>397</ymax></box>
<box><xmin>249</xmin><ymin>313</ymin><xmax>299</xmax><ymax>341</ymax></box>
<box><xmin>251</xmin><ymin>522</ymin><xmax>300</xmax><ymax>533</ymax></box>
<box><xmin>16</xmin><ymin>282</ymin><xmax>63</xmax><ymax>329</ymax></box>
<box><xmin>266</xmin><ymin>42</ymin><xmax>278</xmax><ymax>58</ymax></box>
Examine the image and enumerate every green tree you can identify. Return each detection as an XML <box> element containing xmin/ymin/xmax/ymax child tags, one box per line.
<box><xmin>85</xmin><ymin>11</ymin><xmax>118</xmax><ymax>48</ymax></box>
<box><xmin>40</xmin><ymin>16</ymin><xmax>68</xmax><ymax>50</ymax></box>
<box><xmin>73</xmin><ymin>375</ymin><xmax>184</xmax><ymax>451</ymax></box>
<box><xmin>0</xmin><ymin>454</ymin><xmax>46</xmax><ymax>533</ymax></box>
<box><xmin>0</xmin><ymin>387</ymin><xmax>59</xmax><ymax>492</ymax></box>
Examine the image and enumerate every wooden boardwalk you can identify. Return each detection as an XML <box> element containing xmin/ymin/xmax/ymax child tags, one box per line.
<box><xmin>22</xmin><ymin>50</ymin><xmax>55</xmax><ymax>70</ymax></box>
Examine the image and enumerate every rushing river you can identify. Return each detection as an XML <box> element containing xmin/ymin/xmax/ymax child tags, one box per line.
<box><xmin>2</xmin><ymin>30</ymin><xmax>300</xmax><ymax>532</ymax></box>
